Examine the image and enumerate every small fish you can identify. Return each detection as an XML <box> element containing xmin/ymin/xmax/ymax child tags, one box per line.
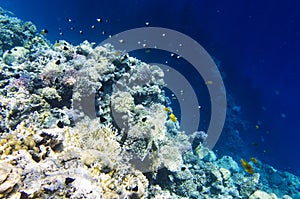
<box><xmin>205</xmin><ymin>80</ymin><xmax>213</xmax><ymax>85</ymax></box>
<box><xmin>55</xmin><ymin>60</ymin><xmax>61</xmax><ymax>65</ymax></box>
<box><xmin>251</xmin><ymin>157</ymin><xmax>258</xmax><ymax>164</ymax></box>
<box><xmin>240</xmin><ymin>159</ymin><xmax>254</xmax><ymax>174</ymax></box>
<box><xmin>281</xmin><ymin>113</ymin><xmax>286</xmax><ymax>118</ymax></box>
<box><xmin>40</xmin><ymin>29</ymin><xmax>48</xmax><ymax>36</ymax></box>
<box><xmin>164</xmin><ymin>107</ymin><xmax>172</xmax><ymax>113</ymax></box>
<box><xmin>169</xmin><ymin>113</ymin><xmax>177</xmax><ymax>122</ymax></box>
<box><xmin>54</xmin><ymin>40</ymin><xmax>60</xmax><ymax>46</ymax></box>
<box><xmin>251</xmin><ymin>142</ymin><xmax>259</xmax><ymax>147</ymax></box>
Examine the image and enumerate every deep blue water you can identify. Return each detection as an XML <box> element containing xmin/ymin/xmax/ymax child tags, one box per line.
<box><xmin>1</xmin><ymin>0</ymin><xmax>300</xmax><ymax>176</ymax></box>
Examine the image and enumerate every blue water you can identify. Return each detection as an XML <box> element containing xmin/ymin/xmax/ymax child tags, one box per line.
<box><xmin>1</xmin><ymin>0</ymin><xmax>299</xmax><ymax>176</ymax></box>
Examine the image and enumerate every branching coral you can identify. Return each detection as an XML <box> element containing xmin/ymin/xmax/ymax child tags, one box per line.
<box><xmin>64</xmin><ymin>118</ymin><xmax>122</xmax><ymax>171</ymax></box>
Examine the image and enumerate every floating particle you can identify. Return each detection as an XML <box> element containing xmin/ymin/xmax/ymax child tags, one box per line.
<box><xmin>281</xmin><ymin>113</ymin><xmax>286</xmax><ymax>118</ymax></box>
<box><xmin>96</xmin><ymin>18</ymin><xmax>102</xmax><ymax>23</ymax></box>
<box><xmin>263</xmin><ymin>149</ymin><xmax>268</xmax><ymax>153</ymax></box>
<box><xmin>177</xmin><ymin>55</ymin><xmax>181</xmax><ymax>59</ymax></box>
<box><xmin>179</xmin><ymin>43</ymin><xmax>183</xmax><ymax>47</ymax></box>
<box><xmin>145</xmin><ymin>21</ymin><xmax>150</xmax><ymax>26</ymax></box>
<box><xmin>119</xmin><ymin>39</ymin><xmax>124</xmax><ymax>43</ymax></box>
<box><xmin>137</xmin><ymin>41</ymin><xmax>141</xmax><ymax>44</ymax></box>
<box><xmin>198</xmin><ymin>106</ymin><xmax>202</xmax><ymax>109</ymax></box>
<box><xmin>142</xmin><ymin>43</ymin><xmax>147</xmax><ymax>47</ymax></box>
<box><xmin>79</xmin><ymin>30</ymin><xmax>83</xmax><ymax>35</ymax></box>
<box><xmin>67</xmin><ymin>18</ymin><xmax>72</xmax><ymax>22</ymax></box>
<box><xmin>102</xmin><ymin>31</ymin><xmax>107</xmax><ymax>35</ymax></box>
<box><xmin>170</xmin><ymin>53</ymin><xmax>175</xmax><ymax>57</ymax></box>
<box><xmin>165</xmin><ymin>61</ymin><xmax>168</xmax><ymax>64</ymax></box>
<box><xmin>91</xmin><ymin>25</ymin><xmax>95</xmax><ymax>29</ymax></box>
<box><xmin>70</xmin><ymin>27</ymin><xmax>75</xmax><ymax>30</ymax></box>
<box><xmin>162</xmin><ymin>33</ymin><xmax>166</xmax><ymax>37</ymax></box>
<box><xmin>145</xmin><ymin>49</ymin><xmax>151</xmax><ymax>53</ymax></box>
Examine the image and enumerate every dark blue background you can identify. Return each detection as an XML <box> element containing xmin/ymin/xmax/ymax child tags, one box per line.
<box><xmin>1</xmin><ymin>0</ymin><xmax>299</xmax><ymax>175</ymax></box>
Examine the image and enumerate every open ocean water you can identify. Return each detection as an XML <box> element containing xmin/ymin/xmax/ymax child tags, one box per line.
<box><xmin>0</xmin><ymin>0</ymin><xmax>300</xmax><ymax>197</ymax></box>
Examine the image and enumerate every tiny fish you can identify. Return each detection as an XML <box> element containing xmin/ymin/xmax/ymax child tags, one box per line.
<box><xmin>40</xmin><ymin>29</ymin><xmax>48</xmax><ymax>36</ymax></box>
<box><xmin>169</xmin><ymin>113</ymin><xmax>177</xmax><ymax>122</ymax></box>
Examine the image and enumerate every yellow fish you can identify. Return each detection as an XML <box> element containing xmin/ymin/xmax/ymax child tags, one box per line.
<box><xmin>169</xmin><ymin>113</ymin><xmax>177</xmax><ymax>122</ymax></box>
<box><xmin>251</xmin><ymin>157</ymin><xmax>258</xmax><ymax>164</ymax></box>
<box><xmin>205</xmin><ymin>80</ymin><xmax>213</xmax><ymax>85</ymax></box>
<box><xmin>240</xmin><ymin>159</ymin><xmax>254</xmax><ymax>174</ymax></box>
<box><xmin>40</xmin><ymin>29</ymin><xmax>48</xmax><ymax>36</ymax></box>
<box><xmin>164</xmin><ymin>107</ymin><xmax>172</xmax><ymax>113</ymax></box>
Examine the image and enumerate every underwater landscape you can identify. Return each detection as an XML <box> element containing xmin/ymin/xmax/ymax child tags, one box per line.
<box><xmin>0</xmin><ymin>0</ymin><xmax>299</xmax><ymax>198</ymax></box>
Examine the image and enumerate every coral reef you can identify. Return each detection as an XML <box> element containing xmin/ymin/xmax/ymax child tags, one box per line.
<box><xmin>0</xmin><ymin>6</ymin><xmax>299</xmax><ymax>199</ymax></box>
